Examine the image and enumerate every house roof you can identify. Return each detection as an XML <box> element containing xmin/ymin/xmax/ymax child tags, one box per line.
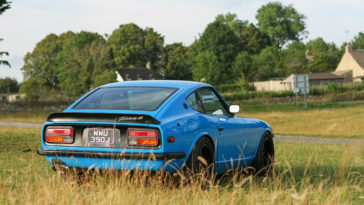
<box><xmin>349</xmin><ymin>49</ymin><xmax>364</xmax><ymax>69</ymax></box>
<box><xmin>307</xmin><ymin>72</ymin><xmax>344</xmax><ymax>80</ymax></box>
<box><xmin>116</xmin><ymin>68</ymin><xmax>156</xmax><ymax>81</ymax></box>
<box><xmin>283</xmin><ymin>72</ymin><xmax>344</xmax><ymax>83</ymax></box>
<box><xmin>333</xmin><ymin>70</ymin><xmax>352</xmax><ymax>76</ymax></box>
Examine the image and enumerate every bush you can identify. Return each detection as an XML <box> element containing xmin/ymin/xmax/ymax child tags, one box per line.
<box><xmin>219</xmin><ymin>83</ymin><xmax>364</xmax><ymax>103</ymax></box>
<box><xmin>215</xmin><ymin>84</ymin><xmax>244</xmax><ymax>93</ymax></box>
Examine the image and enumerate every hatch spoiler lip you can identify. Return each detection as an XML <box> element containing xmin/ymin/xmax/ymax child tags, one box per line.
<box><xmin>47</xmin><ymin>112</ymin><xmax>160</xmax><ymax>125</ymax></box>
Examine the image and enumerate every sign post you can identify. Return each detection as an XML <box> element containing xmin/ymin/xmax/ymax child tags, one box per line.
<box><xmin>293</xmin><ymin>74</ymin><xmax>309</xmax><ymax>108</ymax></box>
<box><xmin>293</xmin><ymin>88</ymin><xmax>299</xmax><ymax>108</ymax></box>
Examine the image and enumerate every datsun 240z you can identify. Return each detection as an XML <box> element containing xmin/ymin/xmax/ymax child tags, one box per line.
<box><xmin>37</xmin><ymin>80</ymin><xmax>274</xmax><ymax>175</ymax></box>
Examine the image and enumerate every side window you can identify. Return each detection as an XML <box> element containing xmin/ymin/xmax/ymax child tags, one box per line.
<box><xmin>197</xmin><ymin>88</ymin><xmax>228</xmax><ymax>116</ymax></box>
<box><xmin>186</xmin><ymin>92</ymin><xmax>204</xmax><ymax>113</ymax></box>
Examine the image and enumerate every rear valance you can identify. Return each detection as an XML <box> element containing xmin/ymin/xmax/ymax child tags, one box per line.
<box><xmin>47</xmin><ymin>112</ymin><xmax>160</xmax><ymax>124</ymax></box>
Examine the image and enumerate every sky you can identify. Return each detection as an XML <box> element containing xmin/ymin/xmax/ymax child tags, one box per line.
<box><xmin>0</xmin><ymin>0</ymin><xmax>363</xmax><ymax>82</ymax></box>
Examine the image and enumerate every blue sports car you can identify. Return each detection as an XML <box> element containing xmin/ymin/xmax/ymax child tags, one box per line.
<box><xmin>37</xmin><ymin>80</ymin><xmax>274</xmax><ymax>175</ymax></box>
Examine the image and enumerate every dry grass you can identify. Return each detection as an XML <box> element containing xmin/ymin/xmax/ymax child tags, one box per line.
<box><xmin>241</xmin><ymin>103</ymin><xmax>364</xmax><ymax>139</ymax></box>
<box><xmin>1</xmin><ymin>102</ymin><xmax>364</xmax><ymax>139</ymax></box>
<box><xmin>0</xmin><ymin>111</ymin><xmax>50</xmax><ymax>124</ymax></box>
<box><xmin>0</xmin><ymin>127</ymin><xmax>363</xmax><ymax>204</ymax></box>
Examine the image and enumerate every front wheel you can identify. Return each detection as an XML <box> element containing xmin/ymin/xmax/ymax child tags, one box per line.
<box><xmin>251</xmin><ymin>132</ymin><xmax>274</xmax><ymax>176</ymax></box>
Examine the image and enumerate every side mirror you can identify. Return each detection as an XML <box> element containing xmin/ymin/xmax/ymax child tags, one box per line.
<box><xmin>229</xmin><ymin>105</ymin><xmax>240</xmax><ymax>114</ymax></box>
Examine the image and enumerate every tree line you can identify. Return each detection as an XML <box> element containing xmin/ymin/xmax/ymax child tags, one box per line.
<box><xmin>0</xmin><ymin>0</ymin><xmax>11</xmax><ymax>67</ymax></box>
<box><xmin>2</xmin><ymin>2</ymin><xmax>364</xmax><ymax>100</ymax></box>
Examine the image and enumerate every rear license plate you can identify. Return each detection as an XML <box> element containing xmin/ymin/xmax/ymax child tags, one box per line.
<box><xmin>87</xmin><ymin>128</ymin><xmax>119</xmax><ymax>145</ymax></box>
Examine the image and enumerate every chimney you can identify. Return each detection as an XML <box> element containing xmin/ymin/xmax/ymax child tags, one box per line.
<box><xmin>305</xmin><ymin>50</ymin><xmax>313</xmax><ymax>62</ymax></box>
<box><xmin>146</xmin><ymin>61</ymin><xmax>151</xmax><ymax>70</ymax></box>
<box><xmin>345</xmin><ymin>44</ymin><xmax>351</xmax><ymax>53</ymax></box>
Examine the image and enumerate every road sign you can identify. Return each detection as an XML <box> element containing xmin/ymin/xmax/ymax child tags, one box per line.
<box><xmin>293</xmin><ymin>74</ymin><xmax>309</xmax><ymax>94</ymax></box>
<box><xmin>293</xmin><ymin>74</ymin><xmax>309</xmax><ymax>108</ymax></box>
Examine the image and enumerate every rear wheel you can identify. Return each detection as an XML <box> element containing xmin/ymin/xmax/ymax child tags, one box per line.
<box><xmin>251</xmin><ymin>132</ymin><xmax>274</xmax><ymax>176</ymax></box>
<box><xmin>186</xmin><ymin>137</ymin><xmax>214</xmax><ymax>177</ymax></box>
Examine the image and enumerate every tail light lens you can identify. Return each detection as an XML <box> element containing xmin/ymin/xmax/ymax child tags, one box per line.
<box><xmin>45</xmin><ymin>126</ymin><xmax>74</xmax><ymax>144</ymax></box>
<box><xmin>128</xmin><ymin>128</ymin><xmax>159</xmax><ymax>147</ymax></box>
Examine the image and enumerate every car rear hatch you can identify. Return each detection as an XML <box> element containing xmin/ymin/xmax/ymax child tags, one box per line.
<box><xmin>42</xmin><ymin>112</ymin><xmax>161</xmax><ymax>149</ymax></box>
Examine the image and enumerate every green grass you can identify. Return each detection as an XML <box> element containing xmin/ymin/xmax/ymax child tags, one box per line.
<box><xmin>238</xmin><ymin>101</ymin><xmax>364</xmax><ymax>113</ymax></box>
<box><xmin>242</xmin><ymin>103</ymin><xmax>364</xmax><ymax>139</ymax></box>
<box><xmin>1</xmin><ymin>101</ymin><xmax>364</xmax><ymax>139</ymax></box>
<box><xmin>0</xmin><ymin>111</ymin><xmax>51</xmax><ymax>124</ymax></box>
<box><xmin>0</xmin><ymin>127</ymin><xmax>363</xmax><ymax>204</ymax></box>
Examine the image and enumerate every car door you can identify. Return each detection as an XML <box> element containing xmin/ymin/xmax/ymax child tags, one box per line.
<box><xmin>216</xmin><ymin>115</ymin><xmax>262</xmax><ymax>171</ymax></box>
<box><xmin>194</xmin><ymin>88</ymin><xmax>236</xmax><ymax>168</ymax></box>
<box><xmin>195</xmin><ymin>87</ymin><xmax>261</xmax><ymax>172</ymax></box>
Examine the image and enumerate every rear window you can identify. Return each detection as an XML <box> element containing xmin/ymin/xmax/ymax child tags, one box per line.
<box><xmin>73</xmin><ymin>87</ymin><xmax>177</xmax><ymax>111</ymax></box>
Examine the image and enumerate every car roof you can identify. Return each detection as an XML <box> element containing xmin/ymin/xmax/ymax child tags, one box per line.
<box><xmin>101</xmin><ymin>80</ymin><xmax>211</xmax><ymax>90</ymax></box>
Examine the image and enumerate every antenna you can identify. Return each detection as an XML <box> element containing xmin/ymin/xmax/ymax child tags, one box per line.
<box><xmin>345</xmin><ymin>30</ymin><xmax>349</xmax><ymax>44</ymax></box>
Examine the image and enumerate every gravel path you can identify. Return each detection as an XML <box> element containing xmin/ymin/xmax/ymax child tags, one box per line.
<box><xmin>275</xmin><ymin>135</ymin><xmax>364</xmax><ymax>145</ymax></box>
<box><xmin>0</xmin><ymin>121</ymin><xmax>42</xmax><ymax>128</ymax></box>
<box><xmin>1</xmin><ymin>121</ymin><xmax>363</xmax><ymax>145</ymax></box>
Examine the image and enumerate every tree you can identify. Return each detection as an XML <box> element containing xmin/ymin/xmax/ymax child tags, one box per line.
<box><xmin>192</xmin><ymin>20</ymin><xmax>240</xmax><ymax>85</ymax></box>
<box><xmin>253</xmin><ymin>45</ymin><xmax>282</xmax><ymax>81</ymax></box>
<box><xmin>256</xmin><ymin>2</ymin><xmax>306</xmax><ymax>49</ymax></box>
<box><xmin>281</xmin><ymin>42</ymin><xmax>308</xmax><ymax>75</ymax></box>
<box><xmin>215</xmin><ymin>13</ymin><xmax>248</xmax><ymax>37</ymax></box>
<box><xmin>233</xmin><ymin>51</ymin><xmax>256</xmax><ymax>81</ymax></box>
<box><xmin>240</xmin><ymin>23</ymin><xmax>272</xmax><ymax>54</ymax></box>
<box><xmin>306</xmin><ymin>38</ymin><xmax>341</xmax><ymax>72</ymax></box>
<box><xmin>0</xmin><ymin>0</ymin><xmax>11</xmax><ymax>67</ymax></box>
<box><xmin>192</xmin><ymin>51</ymin><xmax>220</xmax><ymax>84</ymax></box>
<box><xmin>108</xmin><ymin>23</ymin><xmax>145</xmax><ymax>68</ymax></box>
<box><xmin>56</xmin><ymin>31</ymin><xmax>115</xmax><ymax>97</ymax></box>
<box><xmin>19</xmin><ymin>78</ymin><xmax>45</xmax><ymax>101</ymax></box>
<box><xmin>0</xmin><ymin>0</ymin><xmax>10</xmax><ymax>15</ymax></box>
<box><xmin>351</xmin><ymin>32</ymin><xmax>364</xmax><ymax>49</ymax></box>
<box><xmin>161</xmin><ymin>43</ymin><xmax>192</xmax><ymax>80</ymax></box>
<box><xmin>0</xmin><ymin>77</ymin><xmax>18</xmax><ymax>93</ymax></box>
<box><xmin>108</xmin><ymin>23</ymin><xmax>164</xmax><ymax>74</ymax></box>
<box><xmin>21</xmin><ymin>32</ymin><xmax>74</xmax><ymax>92</ymax></box>
<box><xmin>0</xmin><ymin>39</ymin><xmax>10</xmax><ymax>67</ymax></box>
<box><xmin>144</xmin><ymin>27</ymin><xmax>164</xmax><ymax>72</ymax></box>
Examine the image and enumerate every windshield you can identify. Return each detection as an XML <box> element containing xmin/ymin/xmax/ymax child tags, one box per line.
<box><xmin>73</xmin><ymin>87</ymin><xmax>177</xmax><ymax>111</ymax></box>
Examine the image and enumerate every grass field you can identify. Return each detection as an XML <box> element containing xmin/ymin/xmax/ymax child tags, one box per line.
<box><xmin>0</xmin><ymin>127</ymin><xmax>363</xmax><ymax>204</ymax></box>
<box><xmin>0</xmin><ymin>111</ymin><xmax>51</xmax><ymax>124</ymax></box>
<box><xmin>240</xmin><ymin>102</ymin><xmax>364</xmax><ymax>139</ymax></box>
<box><xmin>1</xmin><ymin>101</ymin><xmax>364</xmax><ymax>139</ymax></box>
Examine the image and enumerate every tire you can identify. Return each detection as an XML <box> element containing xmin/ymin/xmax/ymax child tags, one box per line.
<box><xmin>251</xmin><ymin>132</ymin><xmax>274</xmax><ymax>176</ymax></box>
<box><xmin>186</xmin><ymin>137</ymin><xmax>215</xmax><ymax>177</ymax></box>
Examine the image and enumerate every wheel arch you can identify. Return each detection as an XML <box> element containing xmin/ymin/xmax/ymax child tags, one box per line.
<box><xmin>252</xmin><ymin>128</ymin><xmax>274</xmax><ymax>159</ymax></box>
<box><xmin>185</xmin><ymin>133</ymin><xmax>215</xmax><ymax>162</ymax></box>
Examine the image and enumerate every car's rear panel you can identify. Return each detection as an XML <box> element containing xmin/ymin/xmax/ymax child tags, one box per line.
<box><xmin>38</xmin><ymin>112</ymin><xmax>186</xmax><ymax>172</ymax></box>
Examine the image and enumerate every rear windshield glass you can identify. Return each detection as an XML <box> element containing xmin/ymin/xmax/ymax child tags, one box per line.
<box><xmin>73</xmin><ymin>87</ymin><xmax>177</xmax><ymax>111</ymax></box>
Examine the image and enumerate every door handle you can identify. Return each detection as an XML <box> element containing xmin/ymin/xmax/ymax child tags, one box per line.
<box><xmin>218</xmin><ymin>126</ymin><xmax>224</xmax><ymax>131</ymax></box>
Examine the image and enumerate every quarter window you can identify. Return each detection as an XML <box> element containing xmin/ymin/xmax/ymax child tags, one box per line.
<box><xmin>197</xmin><ymin>88</ymin><xmax>228</xmax><ymax>116</ymax></box>
<box><xmin>186</xmin><ymin>92</ymin><xmax>204</xmax><ymax>113</ymax></box>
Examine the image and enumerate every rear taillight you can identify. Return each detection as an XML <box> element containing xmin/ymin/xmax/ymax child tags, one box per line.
<box><xmin>45</xmin><ymin>126</ymin><xmax>74</xmax><ymax>143</ymax></box>
<box><xmin>128</xmin><ymin>128</ymin><xmax>159</xmax><ymax>146</ymax></box>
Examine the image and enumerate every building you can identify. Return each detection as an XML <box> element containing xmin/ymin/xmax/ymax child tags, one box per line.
<box><xmin>284</xmin><ymin>73</ymin><xmax>345</xmax><ymax>87</ymax></box>
<box><xmin>251</xmin><ymin>80</ymin><xmax>288</xmax><ymax>92</ymax></box>
<box><xmin>0</xmin><ymin>93</ymin><xmax>25</xmax><ymax>102</ymax></box>
<box><xmin>115</xmin><ymin>67</ymin><xmax>157</xmax><ymax>82</ymax></box>
<box><xmin>253</xmin><ymin>72</ymin><xmax>348</xmax><ymax>92</ymax></box>
<box><xmin>335</xmin><ymin>45</ymin><xmax>364</xmax><ymax>82</ymax></box>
